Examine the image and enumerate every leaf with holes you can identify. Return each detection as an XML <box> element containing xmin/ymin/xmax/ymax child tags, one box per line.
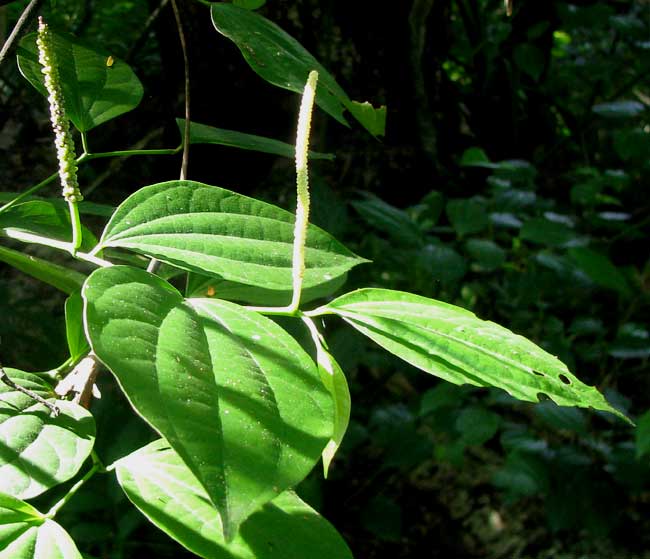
<box><xmin>0</xmin><ymin>493</ymin><xmax>81</xmax><ymax>558</ymax></box>
<box><xmin>211</xmin><ymin>3</ymin><xmax>385</xmax><ymax>136</ymax></box>
<box><xmin>0</xmin><ymin>369</ymin><xmax>95</xmax><ymax>499</ymax></box>
<box><xmin>17</xmin><ymin>29</ymin><xmax>143</xmax><ymax>131</ymax></box>
<box><xmin>313</xmin><ymin>289</ymin><xmax>626</xmax><ymax>420</ymax></box>
<box><xmin>96</xmin><ymin>181</ymin><xmax>366</xmax><ymax>291</ymax></box>
<box><xmin>115</xmin><ymin>439</ymin><xmax>353</xmax><ymax>559</ymax></box>
<box><xmin>83</xmin><ymin>265</ymin><xmax>333</xmax><ymax>540</ymax></box>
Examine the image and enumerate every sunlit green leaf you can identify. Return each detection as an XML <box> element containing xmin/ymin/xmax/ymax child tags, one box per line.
<box><xmin>0</xmin><ymin>494</ymin><xmax>81</xmax><ymax>559</ymax></box>
<box><xmin>0</xmin><ymin>201</ymin><xmax>96</xmax><ymax>251</ymax></box>
<box><xmin>315</xmin><ymin>289</ymin><xmax>627</xmax><ymax>420</ymax></box>
<box><xmin>83</xmin><ymin>266</ymin><xmax>333</xmax><ymax>539</ymax></box>
<box><xmin>0</xmin><ymin>369</ymin><xmax>95</xmax><ymax>499</ymax></box>
<box><xmin>98</xmin><ymin>181</ymin><xmax>366</xmax><ymax>291</ymax></box>
<box><xmin>115</xmin><ymin>440</ymin><xmax>353</xmax><ymax>559</ymax></box>
<box><xmin>0</xmin><ymin>246</ymin><xmax>84</xmax><ymax>294</ymax></box>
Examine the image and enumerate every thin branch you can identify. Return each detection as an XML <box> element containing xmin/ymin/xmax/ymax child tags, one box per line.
<box><xmin>126</xmin><ymin>0</ymin><xmax>170</xmax><ymax>62</ymax></box>
<box><xmin>0</xmin><ymin>364</ymin><xmax>59</xmax><ymax>416</ymax></box>
<box><xmin>0</xmin><ymin>0</ymin><xmax>44</xmax><ymax>67</ymax></box>
<box><xmin>171</xmin><ymin>0</ymin><xmax>190</xmax><ymax>181</ymax></box>
<box><xmin>149</xmin><ymin>0</ymin><xmax>190</xmax><ymax>275</ymax></box>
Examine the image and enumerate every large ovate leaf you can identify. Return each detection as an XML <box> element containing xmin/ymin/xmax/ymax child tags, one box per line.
<box><xmin>0</xmin><ymin>369</ymin><xmax>95</xmax><ymax>499</ymax></box>
<box><xmin>177</xmin><ymin>119</ymin><xmax>334</xmax><ymax>160</ymax></box>
<box><xmin>0</xmin><ymin>246</ymin><xmax>84</xmax><ymax>294</ymax></box>
<box><xmin>96</xmin><ymin>181</ymin><xmax>366</xmax><ymax>291</ymax></box>
<box><xmin>83</xmin><ymin>266</ymin><xmax>333</xmax><ymax>539</ymax></box>
<box><xmin>0</xmin><ymin>494</ymin><xmax>81</xmax><ymax>559</ymax></box>
<box><xmin>0</xmin><ymin>201</ymin><xmax>96</xmax><ymax>251</ymax></box>
<box><xmin>17</xmin><ymin>29</ymin><xmax>143</xmax><ymax>132</ymax></box>
<box><xmin>211</xmin><ymin>3</ymin><xmax>385</xmax><ymax>137</ymax></box>
<box><xmin>115</xmin><ymin>440</ymin><xmax>353</xmax><ymax>559</ymax></box>
<box><xmin>314</xmin><ymin>289</ymin><xmax>625</xmax><ymax>420</ymax></box>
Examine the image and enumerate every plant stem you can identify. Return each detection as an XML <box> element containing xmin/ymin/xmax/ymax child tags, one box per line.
<box><xmin>45</xmin><ymin>462</ymin><xmax>101</xmax><ymax>519</ymax></box>
<box><xmin>0</xmin><ymin>364</ymin><xmax>60</xmax><ymax>416</ymax></box>
<box><xmin>80</xmin><ymin>131</ymin><xmax>90</xmax><ymax>155</ymax></box>
<box><xmin>0</xmin><ymin>171</ymin><xmax>59</xmax><ymax>214</ymax></box>
<box><xmin>0</xmin><ymin>147</ymin><xmax>180</xmax><ymax>215</ymax></box>
<box><xmin>68</xmin><ymin>200</ymin><xmax>82</xmax><ymax>252</ymax></box>
<box><xmin>171</xmin><ymin>0</ymin><xmax>191</xmax><ymax>181</ymax></box>
<box><xmin>0</xmin><ymin>0</ymin><xmax>44</xmax><ymax>67</ymax></box>
<box><xmin>1</xmin><ymin>229</ymin><xmax>113</xmax><ymax>267</ymax></box>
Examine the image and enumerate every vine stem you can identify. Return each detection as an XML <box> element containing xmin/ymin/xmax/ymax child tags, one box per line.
<box><xmin>147</xmin><ymin>0</ymin><xmax>190</xmax><ymax>275</ymax></box>
<box><xmin>0</xmin><ymin>147</ymin><xmax>180</xmax><ymax>215</ymax></box>
<box><xmin>1</xmin><ymin>229</ymin><xmax>113</xmax><ymax>267</ymax></box>
<box><xmin>45</xmin><ymin>462</ymin><xmax>101</xmax><ymax>519</ymax></box>
<box><xmin>0</xmin><ymin>0</ymin><xmax>44</xmax><ymax>67</ymax></box>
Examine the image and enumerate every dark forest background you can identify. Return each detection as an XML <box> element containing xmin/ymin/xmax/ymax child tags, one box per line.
<box><xmin>2</xmin><ymin>0</ymin><xmax>650</xmax><ymax>557</ymax></box>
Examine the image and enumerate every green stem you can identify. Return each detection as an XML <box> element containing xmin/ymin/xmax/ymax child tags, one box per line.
<box><xmin>245</xmin><ymin>305</ymin><xmax>303</xmax><ymax>316</ymax></box>
<box><xmin>0</xmin><ymin>147</ymin><xmax>180</xmax><ymax>216</ymax></box>
<box><xmin>68</xmin><ymin>200</ymin><xmax>82</xmax><ymax>253</ymax></box>
<box><xmin>1</xmin><ymin>229</ymin><xmax>113</xmax><ymax>267</ymax></box>
<box><xmin>45</xmin><ymin>462</ymin><xmax>101</xmax><ymax>519</ymax></box>
<box><xmin>84</xmin><ymin>146</ymin><xmax>181</xmax><ymax>160</ymax></box>
<box><xmin>0</xmin><ymin>171</ymin><xmax>58</xmax><ymax>214</ymax></box>
<box><xmin>80</xmin><ymin>131</ymin><xmax>90</xmax><ymax>155</ymax></box>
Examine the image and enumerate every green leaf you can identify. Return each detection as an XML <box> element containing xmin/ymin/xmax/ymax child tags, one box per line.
<box><xmin>520</xmin><ymin>218</ymin><xmax>581</xmax><ymax>248</ymax></box>
<box><xmin>464</xmin><ymin>239</ymin><xmax>506</xmax><ymax>271</ymax></box>
<box><xmin>315</xmin><ymin>288</ymin><xmax>627</xmax><ymax>420</ymax></box>
<box><xmin>0</xmin><ymin>193</ymin><xmax>114</xmax><ymax>217</ymax></box>
<box><xmin>0</xmin><ymin>369</ymin><xmax>95</xmax><ymax>499</ymax></box>
<box><xmin>459</xmin><ymin>147</ymin><xmax>494</xmax><ymax>168</ymax></box>
<box><xmin>186</xmin><ymin>273</ymin><xmax>347</xmax><ymax>306</ymax></box>
<box><xmin>0</xmin><ymin>201</ymin><xmax>96</xmax><ymax>251</ymax></box>
<box><xmin>446</xmin><ymin>199</ymin><xmax>488</xmax><ymax>237</ymax></box>
<box><xmin>97</xmin><ymin>181</ymin><xmax>366</xmax><ymax>291</ymax></box>
<box><xmin>0</xmin><ymin>495</ymin><xmax>81</xmax><ymax>559</ymax></box>
<box><xmin>534</xmin><ymin>401</ymin><xmax>588</xmax><ymax>434</ymax></box>
<box><xmin>592</xmin><ymin>100</ymin><xmax>645</xmax><ymax>119</ymax></box>
<box><xmin>311</xmin><ymin>341</ymin><xmax>350</xmax><ymax>477</ymax></box>
<box><xmin>346</xmin><ymin>101</ymin><xmax>387</xmax><ymax>137</ymax></box>
<box><xmin>83</xmin><ymin>266</ymin><xmax>333</xmax><ymax>539</ymax></box>
<box><xmin>115</xmin><ymin>440</ymin><xmax>353</xmax><ymax>559</ymax></box>
<box><xmin>177</xmin><ymin>119</ymin><xmax>334</xmax><ymax>160</ymax></box>
<box><xmin>635</xmin><ymin>410</ymin><xmax>650</xmax><ymax>459</ymax></box>
<box><xmin>492</xmin><ymin>451</ymin><xmax>549</xmax><ymax>497</ymax></box>
<box><xmin>17</xmin><ymin>30</ymin><xmax>143</xmax><ymax>132</ymax></box>
<box><xmin>351</xmin><ymin>194</ymin><xmax>422</xmax><ymax>246</ymax></box>
<box><xmin>65</xmin><ymin>293</ymin><xmax>90</xmax><ymax>360</ymax></box>
<box><xmin>211</xmin><ymin>3</ymin><xmax>384</xmax><ymax>137</ymax></box>
<box><xmin>232</xmin><ymin>0</ymin><xmax>266</xmax><ymax>9</ymax></box>
<box><xmin>513</xmin><ymin>43</ymin><xmax>545</xmax><ymax>81</ymax></box>
<box><xmin>568</xmin><ymin>247</ymin><xmax>632</xmax><ymax>297</ymax></box>
<box><xmin>456</xmin><ymin>406</ymin><xmax>500</xmax><ymax>446</ymax></box>
<box><xmin>0</xmin><ymin>245</ymin><xmax>84</xmax><ymax>294</ymax></box>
